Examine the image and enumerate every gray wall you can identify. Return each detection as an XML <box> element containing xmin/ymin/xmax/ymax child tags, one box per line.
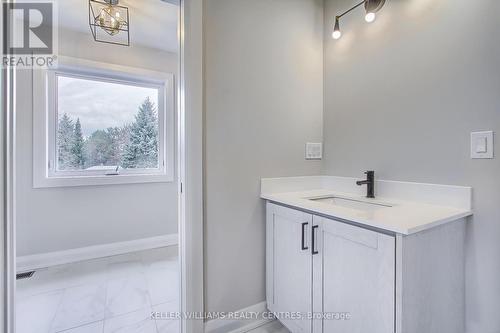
<box><xmin>323</xmin><ymin>0</ymin><xmax>500</xmax><ymax>332</ymax></box>
<box><xmin>204</xmin><ymin>0</ymin><xmax>324</xmax><ymax>312</ymax></box>
<box><xmin>16</xmin><ymin>29</ymin><xmax>178</xmax><ymax>256</ymax></box>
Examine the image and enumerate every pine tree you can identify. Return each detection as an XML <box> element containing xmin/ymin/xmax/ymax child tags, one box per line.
<box><xmin>106</xmin><ymin>126</ymin><xmax>131</xmax><ymax>167</ymax></box>
<box><xmin>84</xmin><ymin>130</ymin><xmax>111</xmax><ymax>167</ymax></box>
<box><xmin>121</xmin><ymin>97</ymin><xmax>159</xmax><ymax>168</ymax></box>
<box><xmin>57</xmin><ymin>113</ymin><xmax>75</xmax><ymax>170</ymax></box>
<box><xmin>71</xmin><ymin>118</ymin><xmax>85</xmax><ymax>168</ymax></box>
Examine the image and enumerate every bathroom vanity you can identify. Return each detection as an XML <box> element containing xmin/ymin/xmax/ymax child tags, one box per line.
<box><xmin>261</xmin><ymin>176</ymin><xmax>472</xmax><ymax>333</ymax></box>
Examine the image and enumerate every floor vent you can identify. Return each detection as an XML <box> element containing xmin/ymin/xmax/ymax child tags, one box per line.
<box><xmin>16</xmin><ymin>271</ymin><xmax>35</xmax><ymax>280</ymax></box>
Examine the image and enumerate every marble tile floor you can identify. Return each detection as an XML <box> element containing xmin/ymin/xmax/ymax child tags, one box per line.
<box><xmin>16</xmin><ymin>246</ymin><xmax>180</xmax><ymax>333</ymax></box>
<box><xmin>245</xmin><ymin>320</ymin><xmax>290</xmax><ymax>333</ymax></box>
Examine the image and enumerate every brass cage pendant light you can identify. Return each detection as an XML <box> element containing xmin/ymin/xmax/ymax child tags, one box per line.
<box><xmin>89</xmin><ymin>0</ymin><xmax>130</xmax><ymax>46</ymax></box>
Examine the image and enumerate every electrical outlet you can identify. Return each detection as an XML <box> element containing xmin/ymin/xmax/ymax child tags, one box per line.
<box><xmin>305</xmin><ymin>143</ymin><xmax>322</xmax><ymax>160</ymax></box>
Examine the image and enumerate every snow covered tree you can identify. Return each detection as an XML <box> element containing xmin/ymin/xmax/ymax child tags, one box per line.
<box><xmin>57</xmin><ymin>113</ymin><xmax>75</xmax><ymax>170</ymax></box>
<box><xmin>105</xmin><ymin>126</ymin><xmax>131</xmax><ymax>166</ymax></box>
<box><xmin>71</xmin><ymin>118</ymin><xmax>85</xmax><ymax>168</ymax></box>
<box><xmin>84</xmin><ymin>129</ymin><xmax>112</xmax><ymax>167</ymax></box>
<box><xmin>121</xmin><ymin>97</ymin><xmax>159</xmax><ymax>168</ymax></box>
<box><xmin>84</xmin><ymin>126</ymin><xmax>131</xmax><ymax>168</ymax></box>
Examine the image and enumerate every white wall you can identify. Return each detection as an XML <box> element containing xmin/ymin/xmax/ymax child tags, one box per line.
<box><xmin>323</xmin><ymin>0</ymin><xmax>500</xmax><ymax>332</ymax></box>
<box><xmin>16</xmin><ymin>29</ymin><xmax>179</xmax><ymax>256</ymax></box>
<box><xmin>204</xmin><ymin>0</ymin><xmax>324</xmax><ymax>312</ymax></box>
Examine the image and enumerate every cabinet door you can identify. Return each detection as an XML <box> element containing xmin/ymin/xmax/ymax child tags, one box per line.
<box><xmin>267</xmin><ymin>203</ymin><xmax>313</xmax><ymax>333</ymax></box>
<box><xmin>313</xmin><ymin>216</ymin><xmax>395</xmax><ymax>333</ymax></box>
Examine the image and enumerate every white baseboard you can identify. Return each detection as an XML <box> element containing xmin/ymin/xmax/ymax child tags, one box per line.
<box><xmin>16</xmin><ymin>234</ymin><xmax>178</xmax><ymax>272</ymax></box>
<box><xmin>205</xmin><ymin>301</ymin><xmax>273</xmax><ymax>333</ymax></box>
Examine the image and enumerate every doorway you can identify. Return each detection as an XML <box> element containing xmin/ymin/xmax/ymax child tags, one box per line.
<box><xmin>1</xmin><ymin>0</ymin><xmax>204</xmax><ymax>332</ymax></box>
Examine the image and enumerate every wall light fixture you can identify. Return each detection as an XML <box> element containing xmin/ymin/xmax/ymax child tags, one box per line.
<box><xmin>332</xmin><ymin>0</ymin><xmax>385</xmax><ymax>40</ymax></box>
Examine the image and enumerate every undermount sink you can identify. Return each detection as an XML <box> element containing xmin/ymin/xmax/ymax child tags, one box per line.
<box><xmin>309</xmin><ymin>196</ymin><xmax>393</xmax><ymax>212</ymax></box>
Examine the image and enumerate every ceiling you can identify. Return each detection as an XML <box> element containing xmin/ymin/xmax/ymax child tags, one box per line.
<box><xmin>58</xmin><ymin>0</ymin><xmax>179</xmax><ymax>53</ymax></box>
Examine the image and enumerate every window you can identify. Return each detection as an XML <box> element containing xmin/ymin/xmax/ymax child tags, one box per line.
<box><xmin>55</xmin><ymin>75</ymin><xmax>161</xmax><ymax>173</ymax></box>
<box><xmin>34</xmin><ymin>57</ymin><xmax>175</xmax><ymax>187</ymax></box>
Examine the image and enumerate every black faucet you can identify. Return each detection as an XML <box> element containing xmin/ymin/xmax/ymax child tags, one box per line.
<box><xmin>356</xmin><ymin>171</ymin><xmax>375</xmax><ymax>198</ymax></box>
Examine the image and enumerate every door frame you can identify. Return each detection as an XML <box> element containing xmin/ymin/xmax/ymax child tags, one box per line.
<box><xmin>1</xmin><ymin>37</ymin><xmax>16</xmax><ymax>333</ymax></box>
<box><xmin>179</xmin><ymin>0</ymin><xmax>204</xmax><ymax>332</ymax></box>
<box><xmin>0</xmin><ymin>0</ymin><xmax>205</xmax><ymax>332</ymax></box>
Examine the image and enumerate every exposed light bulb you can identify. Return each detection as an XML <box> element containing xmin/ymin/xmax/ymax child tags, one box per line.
<box><xmin>365</xmin><ymin>12</ymin><xmax>376</xmax><ymax>23</ymax></box>
<box><xmin>96</xmin><ymin>5</ymin><xmax>124</xmax><ymax>36</ymax></box>
<box><xmin>332</xmin><ymin>16</ymin><xmax>341</xmax><ymax>40</ymax></box>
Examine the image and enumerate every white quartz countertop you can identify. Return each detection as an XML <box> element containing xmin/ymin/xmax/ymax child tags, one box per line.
<box><xmin>261</xmin><ymin>176</ymin><xmax>473</xmax><ymax>235</ymax></box>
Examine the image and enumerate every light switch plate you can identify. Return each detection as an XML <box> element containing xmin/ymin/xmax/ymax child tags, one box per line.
<box><xmin>305</xmin><ymin>143</ymin><xmax>322</xmax><ymax>160</ymax></box>
<box><xmin>471</xmin><ymin>131</ymin><xmax>494</xmax><ymax>159</ymax></box>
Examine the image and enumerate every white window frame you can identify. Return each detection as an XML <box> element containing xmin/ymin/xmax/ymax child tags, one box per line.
<box><xmin>33</xmin><ymin>56</ymin><xmax>175</xmax><ymax>188</ymax></box>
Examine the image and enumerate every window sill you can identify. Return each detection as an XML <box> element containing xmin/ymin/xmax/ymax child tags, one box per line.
<box><xmin>33</xmin><ymin>173</ymin><xmax>174</xmax><ymax>189</ymax></box>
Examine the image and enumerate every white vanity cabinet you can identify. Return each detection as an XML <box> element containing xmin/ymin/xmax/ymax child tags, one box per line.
<box><xmin>266</xmin><ymin>202</ymin><xmax>466</xmax><ymax>333</ymax></box>
<box><xmin>266</xmin><ymin>204</ymin><xmax>313</xmax><ymax>333</ymax></box>
<box><xmin>312</xmin><ymin>215</ymin><xmax>395</xmax><ymax>333</ymax></box>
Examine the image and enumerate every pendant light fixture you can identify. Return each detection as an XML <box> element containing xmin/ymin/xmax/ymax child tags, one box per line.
<box><xmin>332</xmin><ymin>0</ymin><xmax>385</xmax><ymax>40</ymax></box>
<box><xmin>89</xmin><ymin>0</ymin><xmax>130</xmax><ymax>46</ymax></box>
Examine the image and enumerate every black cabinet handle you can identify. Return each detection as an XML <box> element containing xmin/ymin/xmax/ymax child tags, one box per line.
<box><xmin>312</xmin><ymin>225</ymin><xmax>319</xmax><ymax>255</ymax></box>
<box><xmin>301</xmin><ymin>222</ymin><xmax>308</xmax><ymax>250</ymax></box>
